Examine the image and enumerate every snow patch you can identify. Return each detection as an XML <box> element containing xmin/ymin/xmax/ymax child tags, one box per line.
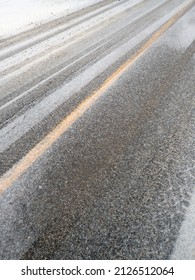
<box><xmin>0</xmin><ymin>0</ymin><xmax>102</xmax><ymax>38</ymax></box>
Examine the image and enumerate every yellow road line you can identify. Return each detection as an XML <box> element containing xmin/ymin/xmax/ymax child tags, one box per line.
<box><xmin>0</xmin><ymin>0</ymin><xmax>194</xmax><ymax>193</ymax></box>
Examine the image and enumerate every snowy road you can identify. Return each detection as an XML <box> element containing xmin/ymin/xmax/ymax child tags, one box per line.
<box><xmin>0</xmin><ymin>0</ymin><xmax>195</xmax><ymax>259</ymax></box>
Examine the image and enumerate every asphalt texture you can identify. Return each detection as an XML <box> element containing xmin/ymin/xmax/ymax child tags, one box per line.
<box><xmin>0</xmin><ymin>0</ymin><xmax>195</xmax><ymax>259</ymax></box>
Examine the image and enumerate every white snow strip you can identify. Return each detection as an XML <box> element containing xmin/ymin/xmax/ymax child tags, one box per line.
<box><xmin>0</xmin><ymin>39</ymin><xmax>112</xmax><ymax>111</ymax></box>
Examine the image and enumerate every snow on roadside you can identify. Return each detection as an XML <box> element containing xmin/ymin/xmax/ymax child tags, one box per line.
<box><xmin>0</xmin><ymin>0</ymin><xmax>102</xmax><ymax>38</ymax></box>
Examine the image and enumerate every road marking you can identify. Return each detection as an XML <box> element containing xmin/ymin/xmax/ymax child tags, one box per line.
<box><xmin>0</xmin><ymin>0</ymin><xmax>194</xmax><ymax>193</ymax></box>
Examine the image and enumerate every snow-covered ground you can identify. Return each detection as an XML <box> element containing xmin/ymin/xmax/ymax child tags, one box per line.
<box><xmin>0</xmin><ymin>0</ymin><xmax>102</xmax><ymax>38</ymax></box>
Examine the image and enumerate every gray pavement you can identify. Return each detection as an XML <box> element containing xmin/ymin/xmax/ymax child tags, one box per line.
<box><xmin>0</xmin><ymin>0</ymin><xmax>194</xmax><ymax>259</ymax></box>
